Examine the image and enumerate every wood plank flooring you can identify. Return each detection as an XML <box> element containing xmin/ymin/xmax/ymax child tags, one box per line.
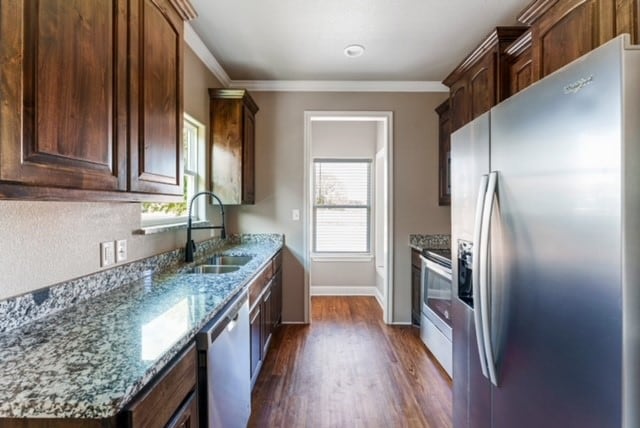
<box><xmin>249</xmin><ymin>296</ymin><xmax>452</xmax><ymax>428</ymax></box>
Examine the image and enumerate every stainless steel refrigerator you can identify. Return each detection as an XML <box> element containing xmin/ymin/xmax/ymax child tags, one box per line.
<box><xmin>451</xmin><ymin>35</ymin><xmax>640</xmax><ymax>428</ymax></box>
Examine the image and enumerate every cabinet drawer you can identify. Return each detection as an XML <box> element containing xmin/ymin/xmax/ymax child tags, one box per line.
<box><xmin>166</xmin><ymin>390</ymin><xmax>198</xmax><ymax>428</ymax></box>
<box><xmin>249</xmin><ymin>264</ymin><xmax>270</xmax><ymax>308</ymax></box>
<box><xmin>411</xmin><ymin>249</ymin><xmax>422</xmax><ymax>268</ymax></box>
<box><xmin>123</xmin><ymin>344</ymin><xmax>197</xmax><ymax>428</ymax></box>
<box><xmin>272</xmin><ymin>250</ymin><xmax>283</xmax><ymax>275</ymax></box>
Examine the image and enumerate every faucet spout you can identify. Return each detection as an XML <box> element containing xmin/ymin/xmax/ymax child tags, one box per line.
<box><xmin>184</xmin><ymin>191</ymin><xmax>226</xmax><ymax>263</ymax></box>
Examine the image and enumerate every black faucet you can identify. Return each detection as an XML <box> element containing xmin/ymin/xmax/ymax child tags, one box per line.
<box><xmin>185</xmin><ymin>191</ymin><xmax>226</xmax><ymax>263</ymax></box>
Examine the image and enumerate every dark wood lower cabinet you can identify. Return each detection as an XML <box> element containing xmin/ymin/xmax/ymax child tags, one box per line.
<box><xmin>262</xmin><ymin>283</ymin><xmax>273</xmax><ymax>356</ymax></box>
<box><xmin>167</xmin><ymin>391</ymin><xmax>198</xmax><ymax>428</ymax></box>
<box><xmin>272</xmin><ymin>269</ymin><xmax>283</xmax><ymax>329</ymax></box>
<box><xmin>250</xmin><ymin>302</ymin><xmax>263</xmax><ymax>384</ymax></box>
<box><xmin>411</xmin><ymin>249</ymin><xmax>422</xmax><ymax>326</ymax></box>
<box><xmin>249</xmin><ymin>251</ymin><xmax>283</xmax><ymax>388</ymax></box>
<box><xmin>121</xmin><ymin>343</ymin><xmax>198</xmax><ymax>428</ymax></box>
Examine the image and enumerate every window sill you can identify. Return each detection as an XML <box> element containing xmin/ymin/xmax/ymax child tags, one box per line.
<box><xmin>311</xmin><ymin>254</ymin><xmax>374</xmax><ymax>262</ymax></box>
<box><xmin>133</xmin><ymin>220</ymin><xmax>211</xmax><ymax>235</ymax></box>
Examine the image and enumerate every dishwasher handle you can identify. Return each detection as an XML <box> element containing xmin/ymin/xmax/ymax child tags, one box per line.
<box><xmin>196</xmin><ymin>289</ymin><xmax>248</xmax><ymax>349</ymax></box>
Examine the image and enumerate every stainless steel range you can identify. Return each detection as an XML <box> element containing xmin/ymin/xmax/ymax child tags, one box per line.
<box><xmin>420</xmin><ymin>249</ymin><xmax>452</xmax><ymax>377</ymax></box>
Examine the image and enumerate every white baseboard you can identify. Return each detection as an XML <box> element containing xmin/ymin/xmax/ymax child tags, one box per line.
<box><xmin>310</xmin><ymin>286</ymin><xmax>385</xmax><ymax>311</ymax></box>
<box><xmin>374</xmin><ymin>287</ymin><xmax>385</xmax><ymax>309</ymax></box>
<box><xmin>310</xmin><ymin>285</ymin><xmax>377</xmax><ymax>296</ymax></box>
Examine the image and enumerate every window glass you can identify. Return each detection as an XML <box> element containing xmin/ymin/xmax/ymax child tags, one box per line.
<box><xmin>313</xmin><ymin>160</ymin><xmax>371</xmax><ymax>253</ymax></box>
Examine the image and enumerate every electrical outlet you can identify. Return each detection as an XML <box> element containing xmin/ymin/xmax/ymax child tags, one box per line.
<box><xmin>100</xmin><ymin>241</ymin><xmax>115</xmax><ymax>267</ymax></box>
<box><xmin>116</xmin><ymin>239</ymin><xmax>127</xmax><ymax>263</ymax></box>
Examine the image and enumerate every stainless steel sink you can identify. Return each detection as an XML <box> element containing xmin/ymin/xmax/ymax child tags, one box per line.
<box><xmin>206</xmin><ymin>255</ymin><xmax>253</xmax><ymax>266</ymax></box>
<box><xmin>188</xmin><ymin>265</ymin><xmax>240</xmax><ymax>274</ymax></box>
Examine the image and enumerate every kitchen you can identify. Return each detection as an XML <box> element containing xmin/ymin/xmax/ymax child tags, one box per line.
<box><xmin>0</xmin><ymin>0</ymin><xmax>638</xmax><ymax>427</ymax></box>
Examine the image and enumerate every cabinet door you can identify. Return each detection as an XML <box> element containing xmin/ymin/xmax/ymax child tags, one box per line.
<box><xmin>129</xmin><ymin>0</ymin><xmax>183</xmax><ymax>196</ymax></box>
<box><xmin>436</xmin><ymin>101</ymin><xmax>451</xmax><ymax>206</ymax></box>
<box><xmin>0</xmin><ymin>0</ymin><xmax>127</xmax><ymax>192</ymax></box>
<box><xmin>242</xmin><ymin>106</ymin><xmax>256</xmax><ymax>204</ymax></box>
<box><xmin>262</xmin><ymin>283</ymin><xmax>273</xmax><ymax>356</ymax></box>
<box><xmin>250</xmin><ymin>303</ymin><xmax>262</xmax><ymax>385</ymax></box>
<box><xmin>412</xmin><ymin>265</ymin><xmax>421</xmax><ymax>326</ymax></box>
<box><xmin>123</xmin><ymin>344</ymin><xmax>197</xmax><ymax>427</ymax></box>
<box><xmin>509</xmin><ymin>42</ymin><xmax>533</xmax><ymax>96</ymax></box>
<box><xmin>166</xmin><ymin>391</ymin><xmax>199</xmax><ymax>428</ymax></box>
<box><xmin>615</xmin><ymin>0</ymin><xmax>639</xmax><ymax>42</ymax></box>
<box><xmin>531</xmin><ymin>0</ymin><xmax>610</xmax><ymax>80</ymax></box>
<box><xmin>449</xmin><ymin>79</ymin><xmax>470</xmax><ymax>132</ymax></box>
<box><xmin>271</xmin><ymin>268</ymin><xmax>283</xmax><ymax>328</ymax></box>
<box><xmin>468</xmin><ymin>50</ymin><xmax>497</xmax><ymax>120</ymax></box>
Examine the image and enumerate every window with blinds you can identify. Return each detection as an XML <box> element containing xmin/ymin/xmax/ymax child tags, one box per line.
<box><xmin>313</xmin><ymin>159</ymin><xmax>372</xmax><ymax>253</ymax></box>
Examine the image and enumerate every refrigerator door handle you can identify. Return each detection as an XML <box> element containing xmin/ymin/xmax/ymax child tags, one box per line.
<box><xmin>480</xmin><ymin>171</ymin><xmax>499</xmax><ymax>386</ymax></box>
<box><xmin>472</xmin><ymin>175</ymin><xmax>490</xmax><ymax>379</ymax></box>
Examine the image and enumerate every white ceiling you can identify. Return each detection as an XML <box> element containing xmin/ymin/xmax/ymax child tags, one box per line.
<box><xmin>189</xmin><ymin>0</ymin><xmax>531</xmax><ymax>83</ymax></box>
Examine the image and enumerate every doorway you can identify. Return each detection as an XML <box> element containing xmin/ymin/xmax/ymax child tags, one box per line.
<box><xmin>303</xmin><ymin>111</ymin><xmax>394</xmax><ymax>323</ymax></box>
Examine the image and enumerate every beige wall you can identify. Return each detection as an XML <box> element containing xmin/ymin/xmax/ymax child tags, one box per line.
<box><xmin>0</xmin><ymin>45</ymin><xmax>222</xmax><ymax>301</ymax></box>
<box><xmin>226</xmin><ymin>91</ymin><xmax>451</xmax><ymax>323</ymax></box>
<box><xmin>311</xmin><ymin>121</ymin><xmax>377</xmax><ymax>158</ymax></box>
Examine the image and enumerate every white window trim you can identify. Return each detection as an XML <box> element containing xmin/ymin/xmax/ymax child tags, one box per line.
<box><xmin>140</xmin><ymin>113</ymin><xmax>206</xmax><ymax>230</ymax></box>
<box><xmin>311</xmin><ymin>158</ymin><xmax>373</xmax><ymax>258</ymax></box>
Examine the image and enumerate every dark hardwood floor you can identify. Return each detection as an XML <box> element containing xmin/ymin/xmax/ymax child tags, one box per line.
<box><xmin>249</xmin><ymin>296</ymin><xmax>453</xmax><ymax>428</ymax></box>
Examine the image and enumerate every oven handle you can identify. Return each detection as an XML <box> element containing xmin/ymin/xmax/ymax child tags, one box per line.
<box><xmin>420</xmin><ymin>256</ymin><xmax>452</xmax><ymax>281</ymax></box>
<box><xmin>472</xmin><ymin>175</ymin><xmax>489</xmax><ymax>379</ymax></box>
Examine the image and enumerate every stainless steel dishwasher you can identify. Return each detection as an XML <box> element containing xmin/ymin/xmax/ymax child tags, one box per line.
<box><xmin>197</xmin><ymin>289</ymin><xmax>251</xmax><ymax>428</ymax></box>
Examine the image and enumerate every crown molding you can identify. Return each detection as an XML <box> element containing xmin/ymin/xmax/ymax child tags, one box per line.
<box><xmin>230</xmin><ymin>80</ymin><xmax>449</xmax><ymax>92</ymax></box>
<box><xmin>184</xmin><ymin>25</ymin><xmax>448</xmax><ymax>93</ymax></box>
<box><xmin>184</xmin><ymin>23</ymin><xmax>231</xmax><ymax>87</ymax></box>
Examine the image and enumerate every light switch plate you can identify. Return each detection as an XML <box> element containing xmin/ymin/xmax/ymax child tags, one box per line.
<box><xmin>100</xmin><ymin>241</ymin><xmax>115</xmax><ymax>267</ymax></box>
<box><xmin>116</xmin><ymin>239</ymin><xmax>127</xmax><ymax>263</ymax></box>
<box><xmin>292</xmin><ymin>209</ymin><xmax>300</xmax><ymax>221</ymax></box>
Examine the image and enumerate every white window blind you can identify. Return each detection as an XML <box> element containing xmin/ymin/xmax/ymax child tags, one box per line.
<box><xmin>313</xmin><ymin>160</ymin><xmax>371</xmax><ymax>253</ymax></box>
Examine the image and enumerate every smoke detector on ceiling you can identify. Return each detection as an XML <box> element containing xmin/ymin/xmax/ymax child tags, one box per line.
<box><xmin>344</xmin><ymin>44</ymin><xmax>365</xmax><ymax>58</ymax></box>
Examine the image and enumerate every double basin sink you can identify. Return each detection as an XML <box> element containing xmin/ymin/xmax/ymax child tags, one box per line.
<box><xmin>188</xmin><ymin>255</ymin><xmax>253</xmax><ymax>274</ymax></box>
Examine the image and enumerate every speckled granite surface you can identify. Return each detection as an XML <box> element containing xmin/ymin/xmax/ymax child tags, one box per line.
<box><xmin>0</xmin><ymin>234</ymin><xmax>283</xmax><ymax>419</ymax></box>
<box><xmin>409</xmin><ymin>234</ymin><xmax>451</xmax><ymax>251</ymax></box>
<box><xmin>0</xmin><ymin>237</ymin><xmax>231</xmax><ymax>334</ymax></box>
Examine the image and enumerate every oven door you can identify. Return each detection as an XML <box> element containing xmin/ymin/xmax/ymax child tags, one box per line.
<box><xmin>421</xmin><ymin>256</ymin><xmax>453</xmax><ymax>339</ymax></box>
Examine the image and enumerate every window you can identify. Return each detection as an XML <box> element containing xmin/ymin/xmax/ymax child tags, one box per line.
<box><xmin>313</xmin><ymin>159</ymin><xmax>372</xmax><ymax>254</ymax></box>
<box><xmin>141</xmin><ymin>115</ymin><xmax>204</xmax><ymax>226</ymax></box>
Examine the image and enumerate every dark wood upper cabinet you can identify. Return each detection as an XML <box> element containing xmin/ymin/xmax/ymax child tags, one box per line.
<box><xmin>448</xmin><ymin>80</ymin><xmax>469</xmax><ymax>132</ymax></box>
<box><xmin>521</xmin><ymin>0</ymin><xmax>606</xmax><ymax>81</ymax></box>
<box><xmin>508</xmin><ymin>0</ymin><xmax>639</xmax><ymax>94</ymax></box>
<box><xmin>210</xmin><ymin>89</ymin><xmax>259</xmax><ymax>205</ymax></box>
<box><xmin>129</xmin><ymin>0</ymin><xmax>185</xmax><ymax>196</ymax></box>
<box><xmin>0</xmin><ymin>0</ymin><xmax>128</xmax><ymax>195</ymax></box>
<box><xmin>443</xmin><ymin>27</ymin><xmax>527</xmax><ymax>132</ymax></box>
<box><xmin>0</xmin><ymin>0</ymin><xmax>195</xmax><ymax>201</ymax></box>
<box><xmin>506</xmin><ymin>31</ymin><xmax>534</xmax><ymax>96</ymax></box>
<box><xmin>436</xmin><ymin>100</ymin><xmax>451</xmax><ymax>206</ymax></box>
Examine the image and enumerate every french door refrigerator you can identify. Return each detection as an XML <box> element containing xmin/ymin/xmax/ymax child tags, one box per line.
<box><xmin>451</xmin><ymin>35</ymin><xmax>640</xmax><ymax>428</ymax></box>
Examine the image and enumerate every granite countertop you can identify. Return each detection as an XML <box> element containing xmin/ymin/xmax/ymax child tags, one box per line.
<box><xmin>409</xmin><ymin>234</ymin><xmax>451</xmax><ymax>252</ymax></box>
<box><xmin>0</xmin><ymin>236</ymin><xmax>283</xmax><ymax>419</ymax></box>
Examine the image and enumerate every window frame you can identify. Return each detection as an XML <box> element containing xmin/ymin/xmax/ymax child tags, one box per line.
<box><xmin>140</xmin><ymin>114</ymin><xmax>206</xmax><ymax>228</ymax></box>
<box><xmin>311</xmin><ymin>158</ymin><xmax>373</xmax><ymax>257</ymax></box>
